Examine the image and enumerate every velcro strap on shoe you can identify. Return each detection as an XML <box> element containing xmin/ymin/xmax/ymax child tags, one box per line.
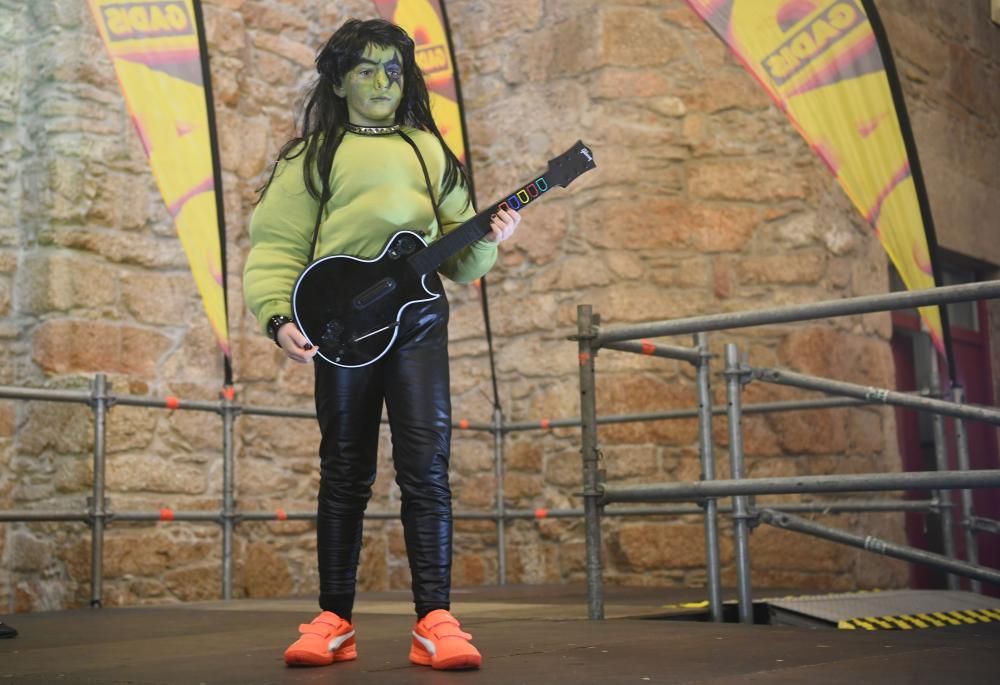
<box><xmin>298</xmin><ymin>623</ymin><xmax>325</xmax><ymax>636</ymax></box>
<box><xmin>423</xmin><ymin>618</ymin><xmax>472</xmax><ymax>640</ymax></box>
<box><xmin>299</xmin><ymin>618</ymin><xmax>342</xmax><ymax>636</ymax></box>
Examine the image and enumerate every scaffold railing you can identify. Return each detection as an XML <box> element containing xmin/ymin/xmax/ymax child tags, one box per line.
<box><xmin>3</xmin><ymin>282</ymin><xmax>997</xmax><ymax>614</ymax></box>
<box><xmin>3</xmin><ymin>373</ymin><xmax>930</xmax><ymax>608</ymax></box>
<box><xmin>574</xmin><ymin>280</ymin><xmax>1000</xmax><ymax>622</ymax></box>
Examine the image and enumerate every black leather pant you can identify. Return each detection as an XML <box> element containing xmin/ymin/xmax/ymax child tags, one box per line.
<box><xmin>313</xmin><ymin>276</ymin><xmax>452</xmax><ymax>619</ymax></box>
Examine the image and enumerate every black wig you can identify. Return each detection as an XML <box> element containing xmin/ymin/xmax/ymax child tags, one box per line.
<box><xmin>258</xmin><ymin>18</ymin><xmax>468</xmax><ymax>209</ymax></box>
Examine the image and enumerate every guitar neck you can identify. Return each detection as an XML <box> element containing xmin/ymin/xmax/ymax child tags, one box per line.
<box><xmin>408</xmin><ymin>173</ymin><xmax>551</xmax><ymax>276</ymax></box>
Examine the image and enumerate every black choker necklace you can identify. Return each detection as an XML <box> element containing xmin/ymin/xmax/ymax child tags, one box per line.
<box><xmin>344</xmin><ymin>122</ymin><xmax>400</xmax><ymax>136</ymax></box>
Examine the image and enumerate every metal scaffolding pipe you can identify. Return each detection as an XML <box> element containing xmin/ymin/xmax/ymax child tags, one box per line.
<box><xmin>601</xmin><ymin>470</ymin><xmax>1000</xmax><ymax>503</ymax></box>
<box><xmin>89</xmin><ymin>374</ymin><xmax>109</xmax><ymax>608</ymax></box>
<box><xmin>112</xmin><ymin>511</ymin><xmax>223</xmax><ymax>522</ymax></box>
<box><xmin>596</xmin><ymin>280</ymin><xmax>1000</xmax><ymax>344</ymax></box>
<box><xmin>971</xmin><ymin>517</ymin><xmax>1000</xmax><ymax>535</ymax></box>
<box><xmin>695</xmin><ymin>333</ymin><xmax>722</xmax><ymax>622</ymax></box>
<box><xmin>239</xmin><ymin>511</ymin><xmax>423</xmax><ymax>522</ymax></box>
<box><xmin>0</xmin><ymin>511</ymin><xmax>90</xmax><ymax>522</ymax></box>
<box><xmin>239</xmin><ymin>403</ymin><xmax>494</xmax><ymax>433</ymax></box>
<box><xmin>928</xmin><ymin>356</ymin><xmax>959</xmax><ymax>590</ymax></box>
<box><xmin>578</xmin><ymin>305</ymin><xmax>604</xmax><ymax>620</ymax></box>
<box><xmin>238</xmin><ymin>405</ymin><xmax>315</xmax><ymax>419</ymax></box>
<box><xmin>0</xmin><ymin>386</ymin><xmax>91</xmax><ymax>404</ymax></box>
<box><xmin>756</xmin><ymin>367</ymin><xmax>1000</xmax><ymax>425</ymax></box>
<box><xmin>502</xmin><ymin>395</ymin><xmax>905</xmax><ymax>433</ymax></box>
<box><xmin>725</xmin><ymin>344</ymin><xmax>754</xmax><ymax>624</ymax></box>
<box><xmin>0</xmin><ymin>385</ymin><xmax>916</xmax><ymax>434</ymax></box>
<box><xmin>0</xmin><ymin>384</ymin><xmax>886</xmax><ymax>431</ymax></box>
<box><xmin>114</xmin><ymin>396</ymin><xmax>220</xmax><ymax>412</ymax></box>
<box><xmin>499</xmin><ymin>500</ymin><xmax>938</xmax><ymax>518</ymax></box>
<box><xmin>759</xmin><ymin>509</ymin><xmax>1000</xmax><ymax>587</ymax></box>
<box><xmin>953</xmin><ymin>386</ymin><xmax>981</xmax><ymax>593</ymax></box>
<box><xmin>0</xmin><ymin>499</ymin><xmax>938</xmax><ymax>525</ymax></box>
<box><xmin>601</xmin><ymin>339</ymin><xmax>701</xmax><ymax>364</ymax></box>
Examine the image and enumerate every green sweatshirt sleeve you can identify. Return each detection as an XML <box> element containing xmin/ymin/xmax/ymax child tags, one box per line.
<box><xmin>436</xmin><ymin>182</ymin><xmax>497</xmax><ymax>283</ymax></box>
<box><xmin>243</xmin><ymin>150</ymin><xmax>319</xmax><ymax>333</ymax></box>
<box><xmin>422</xmin><ymin>135</ymin><xmax>498</xmax><ymax>284</ymax></box>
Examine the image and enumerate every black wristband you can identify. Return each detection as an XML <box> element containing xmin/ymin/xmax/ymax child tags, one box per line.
<box><xmin>267</xmin><ymin>315</ymin><xmax>293</xmax><ymax>346</ymax></box>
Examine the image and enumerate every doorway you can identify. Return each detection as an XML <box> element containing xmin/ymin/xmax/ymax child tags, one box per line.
<box><xmin>890</xmin><ymin>264</ymin><xmax>1000</xmax><ymax>596</ymax></box>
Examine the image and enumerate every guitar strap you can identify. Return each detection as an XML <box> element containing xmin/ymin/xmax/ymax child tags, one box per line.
<box><xmin>396</xmin><ymin>129</ymin><xmax>445</xmax><ymax>238</ymax></box>
<box><xmin>308</xmin><ymin>194</ymin><xmax>326</xmax><ymax>264</ymax></box>
<box><xmin>307</xmin><ymin>129</ymin><xmax>444</xmax><ymax>263</ymax></box>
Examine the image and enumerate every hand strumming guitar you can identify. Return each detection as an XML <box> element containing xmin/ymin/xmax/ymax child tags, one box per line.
<box><xmin>277</xmin><ymin>322</ymin><xmax>319</xmax><ymax>364</ymax></box>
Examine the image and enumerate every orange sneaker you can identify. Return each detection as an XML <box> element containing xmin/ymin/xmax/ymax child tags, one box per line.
<box><xmin>409</xmin><ymin>609</ymin><xmax>482</xmax><ymax>670</ymax></box>
<box><xmin>283</xmin><ymin>611</ymin><xmax>357</xmax><ymax>666</ymax></box>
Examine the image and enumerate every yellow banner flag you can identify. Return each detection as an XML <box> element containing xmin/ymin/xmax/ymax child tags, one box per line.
<box><xmin>686</xmin><ymin>0</ymin><xmax>945</xmax><ymax>352</ymax></box>
<box><xmin>88</xmin><ymin>0</ymin><xmax>230</xmax><ymax>362</ymax></box>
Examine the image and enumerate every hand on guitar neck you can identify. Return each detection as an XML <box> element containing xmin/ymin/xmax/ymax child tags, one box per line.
<box><xmin>277</xmin><ymin>208</ymin><xmax>521</xmax><ymax>364</ymax></box>
<box><xmin>483</xmin><ymin>207</ymin><xmax>521</xmax><ymax>244</ymax></box>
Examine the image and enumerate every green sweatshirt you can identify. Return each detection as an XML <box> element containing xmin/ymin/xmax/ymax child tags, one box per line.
<box><xmin>243</xmin><ymin>127</ymin><xmax>497</xmax><ymax>333</ymax></box>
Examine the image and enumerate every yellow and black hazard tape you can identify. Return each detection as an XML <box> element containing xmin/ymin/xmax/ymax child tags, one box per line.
<box><xmin>661</xmin><ymin>601</ymin><xmax>711</xmax><ymax>610</ymax></box>
<box><xmin>838</xmin><ymin>608</ymin><xmax>1000</xmax><ymax>630</ymax></box>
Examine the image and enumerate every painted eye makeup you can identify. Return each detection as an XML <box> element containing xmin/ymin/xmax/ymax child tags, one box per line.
<box><xmin>384</xmin><ymin>54</ymin><xmax>403</xmax><ymax>86</ymax></box>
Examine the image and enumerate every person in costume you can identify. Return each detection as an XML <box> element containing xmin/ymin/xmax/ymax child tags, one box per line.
<box><xmin>243</xmin><ymin>18</ymin><xmax>520</xmax><ymax>671</ymax></box>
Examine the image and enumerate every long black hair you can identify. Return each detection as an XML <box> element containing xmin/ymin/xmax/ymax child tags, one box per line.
<box><xmin>256</xmin><ymin>18</ymin><xmax>469</xmax><ymax>207</ymax></box>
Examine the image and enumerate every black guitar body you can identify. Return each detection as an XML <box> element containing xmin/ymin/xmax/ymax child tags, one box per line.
<box><xmin>293</xmin><ymin>230</ymin><xmax>437</xmax><ymax>367</ymax></box>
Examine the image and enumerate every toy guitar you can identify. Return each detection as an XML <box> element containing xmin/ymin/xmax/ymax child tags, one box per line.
<box><xmin>291</xmin><ymin>140</ymin><xmax>596</xmax><ymax>367</ymax></box>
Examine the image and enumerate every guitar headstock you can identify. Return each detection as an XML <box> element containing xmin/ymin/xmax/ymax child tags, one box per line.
<box><xmin>545</xmin><ymin>140</ymin><xmax>596</xmax><ymax>188</ymax></box>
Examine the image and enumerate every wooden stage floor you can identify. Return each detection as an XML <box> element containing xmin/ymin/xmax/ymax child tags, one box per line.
<box><xmin>2</xmin><ymin>585</ymin><xmax>998</xmax><ymax>684</ymax></box>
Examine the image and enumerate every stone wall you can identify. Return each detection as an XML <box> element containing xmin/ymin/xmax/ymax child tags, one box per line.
<box><xmin>1</xmin><ymin>0</ymin><xmax>997</xmax><ymax>612</ymax></box>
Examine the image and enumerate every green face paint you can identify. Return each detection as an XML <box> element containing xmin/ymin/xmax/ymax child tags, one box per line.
<box><xmin>336</xmin><ymin>43</ymin><xmax>404</xmax><ymax>127</ymax></box>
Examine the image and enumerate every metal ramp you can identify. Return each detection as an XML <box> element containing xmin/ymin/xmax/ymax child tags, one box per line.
<box><xmin>764</xmin><ymin>590</ymin><xmax>1000</xmax><ymax>630</ymax></box>
<box><xmin>652</xmin><ymin>590</ymin><xmax>1000</xmax><ymax>629</ymax></box>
